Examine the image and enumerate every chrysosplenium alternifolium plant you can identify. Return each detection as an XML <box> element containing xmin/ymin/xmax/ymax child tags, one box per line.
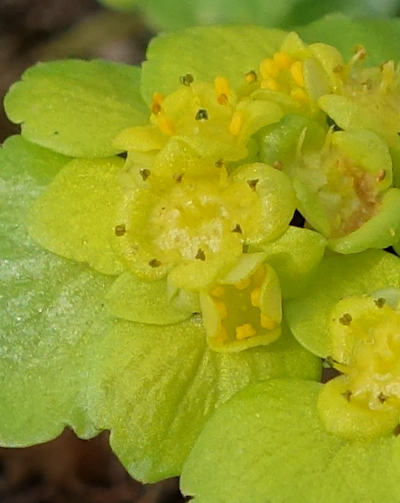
<box><xmin>3</xmin><ymin>15</ymin><xmax>400</xmax><ymax>502</ymax></box>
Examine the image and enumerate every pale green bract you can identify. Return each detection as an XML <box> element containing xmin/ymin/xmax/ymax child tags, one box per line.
<box><xmin>4</xmin><ymin>60</ymin><xmax>148</xmax><ymax>158</ymax></box>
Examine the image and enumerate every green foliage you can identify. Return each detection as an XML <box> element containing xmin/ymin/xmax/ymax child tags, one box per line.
<box><xmin>4</xmin><ymin>60</ymin><xmax>148</xmax><ymax>158</ymax></box>
<box><xmin>88</xmin><ymin>322</ymin><xmax>320</xmax><ymax>481</ymax></box>
<box><xmin>181</xmin><ymin>379</ymin><xmax>400</xmax><ymax>503</ymax></box>
<box><xmin>0</xmin><ymin>136</ymin><xmax>114</xmax><ymax>443</ymax></box>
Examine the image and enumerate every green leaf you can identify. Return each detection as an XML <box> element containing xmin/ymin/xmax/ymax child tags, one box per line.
<box><xmin>28</xmin><ymin>157</ymin><xmax>126</xmax><ymax>276</ymax></box>
<box><xmin>298</xmin><ymin>15</ymin><xmax>400</xmax><ymax>65</ymax></box>
<box><xmin>88</xmin><ymin>320</ymin><xmax>320</xmax><ymax>482</ymax></box>
<box><xmin>141</xmin><ymin>26</ymin><xmax>286</xmax><ymax>105</ymax></box>
<box><xmin>286</xmin><ymin>250</ymin><xmax>400</xmax><ymax>357</ymax></box>
<box><xmin>0</xmin><ymin>136</ymin><xmax>114</xmax><ymax>445</ymax></box>
<box><xmin>106</xmin><ymin>271</ymin><xmax>194</xmax><ymax>324</ymax></box>
<box><xmin>181</xmin><ymin>379</ymin><xmax>400</xmax><ymax>503</ymax></box>
<box><xmin>4</xmin><ymin>60</ymin><xmax>148</xmax><ymax>158</ymax></box>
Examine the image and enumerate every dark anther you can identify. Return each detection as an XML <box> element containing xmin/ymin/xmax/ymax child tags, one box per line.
<box><xmin>273</xmin><ymin>160</ymin><xmax>283</xmax><ymax>170</ymax></box>
<box><xmin>195</xmin><ymin>248</ymin><xmax>206</xmax><ymax>261</ymax></box>
<box><xmin>232</xmin><ymin>224</ymin><xmax>243</xmax><ymax>234</ymax></box>
<box><xmin>394</xmin><ymin>424</ymin><xmax>400</xmax><ymax>436</ymax></box>
<box><xmin>217</xmin><ymin>94</ymin><xmax>228</xmax><ymax>105</ymax></box>
<box><xmin>195</xmin><ymin>109</ymin><xmax>208</xmax><ymax>121</ymax></box>
<box><xmin>215</xmin><ymin>159</ymin><xmax>224</xmax><ymax>168</ymax></box>
<box><xmin>378</xmin><ymin>392</ymin><xmax>387</xmax><ymax>404</ymax></box>
<box><xmin>152</xmin><ymin>103</ymin><xmax>162</xmax><ymax>115</ymax></box>
<box><xmin>374</xmin><ymin>297</ymin><xmax>386</xmax><ymax>308</ymax></box>
<box><xmin>339</xmin><ymin>313</ymin><xmax>352</xmax><ymax>326</ymax></box>
<box><xmin>180</xmin><ymin>73</ymin><xmax>194</xmax><ymax>86</ymax></box>
<box><xmin>114</xmin><ymin>224</ymin><xmax>126</xmax><ymax>237</ymax></box>
<box><xmin>341</xmin><ymin>390</ymin><xmax>352</xmax><ymax>402</ymax></box>
<box><xmin>173</xmin><ymin>173</ymin><xmax>184</xmax><ymax>183</ymax></box>
<box><xmin>247</xmin><ymin>179</ymin><xmax>259</xmax><ymax>191</ymax></box>
<box><xmin>149</xmin><ymin>259</ymin><xmax>161</xmax><ymax>268</ymax></box>
<box><xmin>245</xmin><ymin>70</ymin><xmax>257</xmax><ymax>82</ymax></box>
<box><xmin>140</xmin><ymin>168</ymin><xmax>151</xmax><ymax>181</ymax></box>
<box><xmin>333</xmin><ymin>64</ymin><xmax>344</xmax><ymax>73</ymax></box>
<box><xmin>53</xmin><ymin>131</ymin><xmax>59</xmax><ymax>135</ymax></box>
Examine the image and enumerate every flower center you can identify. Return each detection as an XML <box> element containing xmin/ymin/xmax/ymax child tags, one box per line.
<box><xmin>201</xmin><ymin>257</ymin><xmax>282</xmax><ymax>352</ymax></box>
<box><xmin>331</xmin><ymin>295</ymin><xmax>400</xmax><ymax>410</ymax></box>
<box><xmin>259</xmin><ymin>51</ymin><xmax>308</xmax><ymax>105</ymax></box>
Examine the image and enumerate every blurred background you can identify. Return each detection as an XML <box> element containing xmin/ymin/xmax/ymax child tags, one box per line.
<box><xmin>1</xmin><ymin>0</ymin><xmax>400</xmax><ymax>501</ymax></box>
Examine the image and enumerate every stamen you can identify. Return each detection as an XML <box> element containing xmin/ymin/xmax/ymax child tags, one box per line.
<box><xmin>375</xmin><ymin>298</ymin><xmax>386</xmax><ymax>308</ymax></box>
<box><xmin>151</xmin><ymin>92</ymin><xmax>164</xmax><ymax>115</ymax></box>
<box><xmin>139</xmin><ymin>168</ymin><xmax>151</xmax><ymax>181</ymax></box>
<box><xmin>173</xmin><ymin>173</ymin><xmax>184</xmax><ymax>183</ymax></box>
<box><xmin>333</xmin><ymin>64</ymin><xmax>344</xmax><ymax>73</ymax></box>
<box><xmin>214</xmin><ymin>76</ymin><xmax>230</xmax><ymax>105</ymax></box>
<box><xmin>273</xmin><ymin>51</ymin><xmax>293</xmax><ymax>69</ymax></box>
<box><xmin>260</xmin><ymin>314</ymin><xmax>276</xmax><ymax>330</ymax></box>
<box><xmin>195</xmin><ymin>109</ymin><xmax>209</xmax><ymax>121</ymax></box>
<box><xmin>247</xmin><ymin>179</ymin><xmax>259</xmax><ymax>191</ymax></box>
<box><xmin>236</xmin><ymin>323</ymin><xmax>256</xmax><ymax>340</ymax></box>
<box><xmin>215</xmin><ymin>159</ymin><xmax>225</xmax><ymax>168</ymax></box>
<box><xmin>195</xmin><ymin>248</ymin><xmax>206</xmax><ymax>261</ymax></box>
<box><xmin>378</xmin><ymin>392</ymin><xmax>387</xmax><ymax>404</ymax></box>
<box><xmin>232</xmin><ymin>224</ymin><xmax>243</xmax><ymax>234</ymax></box>
<box><xmin>261</xmin><ymin>78</ymin><xmax>280</xmax><ymax>91</ymax></box>
<box><xmin>149</xmin><ymin>259</ymin><xmax>162</xmax><ymax>268</ymax></box>
<box><xmin>180</xmin><ymin>73</ymin><xmax>194</xmax><ymax>86</ymax></box>
<box><xmin>250</xmin><ymin>288</ymin><xmax>261</xmax><ymax>307</ymax></box>
<box><xmin>114</xmin><ymin>224</ymin><xmax>126</xmax><ymax>236</ymax></box>
<box><xmin>290</xmin><ymin>61</ymin><xmax>304</xmax><ymax>87</ymax></box>
<box><xmin>290</xmin><ymin>87</ymin><xmax>308</xmax><ymax>104</ymax></box>
<box><xmin>259</xmin><ymin>58</ymin><xmax>279</xmax><ymax>79</ymax></box>
<box><xmin>245</xmin><ymin>70</ymin><xmax>257</xmax><ymax>83</ymax></box>
<box><xmin>229</xmin><ymin>111</ymin><xmax>244</xmax><ymax>136</ymax></box>
<box><xmin>339</xmin><ymin>313</ymin><xmax>352</xmax><ymax>326</ymax></box>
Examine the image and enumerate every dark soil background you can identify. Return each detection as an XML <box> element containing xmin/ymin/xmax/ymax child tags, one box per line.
<box><xmin>0</xmin><ymin>1</ymin><xmax>186</xmax><ymax>502</ymax></box>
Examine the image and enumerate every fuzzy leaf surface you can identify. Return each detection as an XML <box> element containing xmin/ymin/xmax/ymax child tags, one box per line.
<box><xmin>0</xmin><ymin>136</ymin><xmax>114</xmax><ymax>444</ymax></box>
<box><xmin>5</xmin><ymin>60</ymin><xmax>148</xmax><ymax>158</ymax></box>
<box><xmin>89</xmin><ymin>321</ymin><xmax>320</xmax><ymax>482</ymax></box>
<box><xmin>28</xmin><ymin>157</ymin><xmax>125</xmax><ymax>275</ymax></box>
<box><xmin>181</xmin><ymin>379</ymin><xmax>400</xmax><ymax>503</ymax></box>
